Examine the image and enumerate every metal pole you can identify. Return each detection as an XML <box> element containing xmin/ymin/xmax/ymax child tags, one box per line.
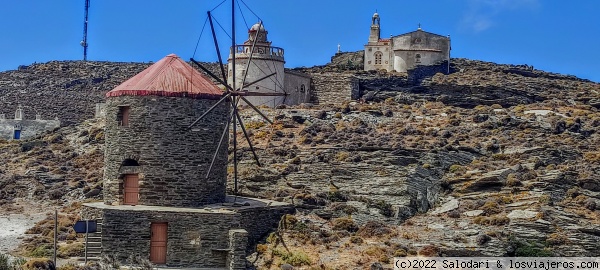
<box><xmin>53</xmin><ymin>210</ymin><xmax>57</xmax><ymax>266</ymax></box>
<box><xmin>233</xmin><ymin>96</ymin><xmax>238</xmax><ymax>194</ymax></box>
<box><xmin>232</xmin><ymin>0</ymin><xmax>238</xmax><ymax>195</ymax></box>
<box><xmin>82</xmin><ymin>0</ymin><xmax>90</xmax><ymax>61</ymax></box>
<box><xmin>85</xmin><ymin>220</ymin><xmax>89</xmax><ymax>264</ymax></box>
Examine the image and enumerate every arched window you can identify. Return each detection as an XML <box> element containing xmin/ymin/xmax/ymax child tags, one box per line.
<box><xmin>416</xmin><ymin>54</ymin><xmax>422</xmax><ymax>63</ymax></box>
<box><xmin>300</xmin><ymin>84</ymin><xmax>306</xmax><ymax>93</ymax></box>
<box><xmin>122</xmin><ymin>159</ymin><xmax>139</xmax><ymax>166</ymax></box>
<box><xmin>374</xmin><ymin>51</ymin><xmax>383</xmax><ymax>65</ymax></box>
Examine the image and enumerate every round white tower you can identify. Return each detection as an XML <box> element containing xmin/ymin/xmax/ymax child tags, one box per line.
<box><xmin>228</xmin><ymin>22</ymin><xmax>285</xmax><ymax>107</ymax></box>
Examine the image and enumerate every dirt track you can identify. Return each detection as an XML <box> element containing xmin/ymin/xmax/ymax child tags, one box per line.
<box><xmin>0</xmin><ymin>212</ymin><xmax>46</xmax><ymax>254</ymax></box>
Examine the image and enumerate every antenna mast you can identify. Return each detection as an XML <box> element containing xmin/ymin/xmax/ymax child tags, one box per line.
<box><xmin>81</xmin><ymin>0</ymin><xmax>90</xmax><ymax>61</ymax></box>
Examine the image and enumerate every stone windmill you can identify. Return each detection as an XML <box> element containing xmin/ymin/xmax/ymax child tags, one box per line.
<box><xmin>81</xmin><ymin>2</ymin><xmax>293</xmax><ymax>268</ymax></box>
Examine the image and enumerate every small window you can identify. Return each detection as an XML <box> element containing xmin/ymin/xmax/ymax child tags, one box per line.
<box><xmin>118</xmin><ymin>106</ymin><xmax>130</xmax><ymax>127</ymax></box>
<box><xmin>368</xmin><ymin>48</ymin><xmax>372</xmax><ymax>52</ymax></box>
<box><xmin>416</xmin><ymin>54</ymin><xmax>422</xmax><ymax>63</ymax></box>
<box><xmin>122</xmin><ymin>159</ymin><xmax>139</xmax><ymax>166</ymax></box>
<box><xmin>300</xmin><ymin>84</ymin><xmax>306</xmax><ymax>93</ymax></box>
<box><xmin>374</xmin><ymin>52</ymin><xmax>383</xmax><ymax>65</ymax></box>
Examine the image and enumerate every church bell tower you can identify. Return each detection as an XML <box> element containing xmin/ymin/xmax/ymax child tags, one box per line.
<box><xmin>369</xmin><ymin>12</ymin><xmax>381</xmax><ymax>43</ymax></box>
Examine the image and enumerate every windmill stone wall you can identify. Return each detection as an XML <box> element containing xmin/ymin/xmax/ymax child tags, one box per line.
<box><xmin>103</xmin><ymin>95</ymin><xmax>229</xmax><ymax>207</ymax></box>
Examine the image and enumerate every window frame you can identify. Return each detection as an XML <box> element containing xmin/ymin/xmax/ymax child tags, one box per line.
<box><xmin>118</xmin><ymin>106</ymin><xmax>131</xmax><ymax>127</ymax></box>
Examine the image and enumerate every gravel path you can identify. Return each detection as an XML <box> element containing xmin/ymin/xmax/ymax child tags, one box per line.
<box><xmin>0</xmin><ymin>212</ymin><xmax>46</xmax><ymax>254</ymax></box>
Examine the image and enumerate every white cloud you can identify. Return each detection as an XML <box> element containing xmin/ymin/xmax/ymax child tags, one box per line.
<box><xmin>460</xmin><ymin>0</ymin><xmax>539</xmax><ymax>33</ymax></box>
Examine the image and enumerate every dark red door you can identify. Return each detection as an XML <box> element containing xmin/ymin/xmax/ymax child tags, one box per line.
<box><xmin>150</xmin><ymin>223</ymin><xmax>167</xmax><ymax>264</ymax></box>
<box><xmin>123</xmin><ymin>174</ymin><xmax>139</xmax><ymax>205</ymax></box>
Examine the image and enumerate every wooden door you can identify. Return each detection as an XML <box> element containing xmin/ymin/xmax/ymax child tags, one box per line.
<box><xmin>150</xmin><ymin>223</ymin><xmax>167</xmax><ymax>264</ymax></box>
<box><xmin>123</xmin><ymin>174</ymin><xmax>139</xmax><ymax>205</ymax></box>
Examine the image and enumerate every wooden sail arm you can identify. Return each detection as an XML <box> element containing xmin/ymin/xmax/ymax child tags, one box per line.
<box><xmin>230</xmin><ymin>91</ymin><xmax>287</xmax><ymax>97</ymax></box>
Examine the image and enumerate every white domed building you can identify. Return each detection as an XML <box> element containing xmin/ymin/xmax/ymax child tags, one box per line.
<box><xmin>228</xmin><ymin>22</ymin><xmax>311</xmax><ymax>107</ymax></box>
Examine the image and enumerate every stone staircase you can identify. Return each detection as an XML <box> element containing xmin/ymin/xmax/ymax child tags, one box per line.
<box><xmin>78</xmin><ymin>219</ymin><xmax>102</xmax><ymax>262</ymax></box>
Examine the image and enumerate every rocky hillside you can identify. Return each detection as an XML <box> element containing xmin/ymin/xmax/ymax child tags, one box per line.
<box><xmin>1</xmin><ymin>56</ymin><xmax>600</xmax><ymax>269</ymax></box>
<box><xmin>0</xmin><ymin>60</ymin><xmax>222</xmax><ymax>125</ymax></box>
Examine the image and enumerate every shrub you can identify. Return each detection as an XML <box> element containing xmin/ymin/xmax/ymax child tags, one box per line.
<box><xmin>393</xmin><ymin>249</ymin><xmax>407</xmax><ymax>257</ymax></box>
<box><xmin>324</xmin><ymin>190</ymin><xmax>348</xmax><ymax>202</ymax></box>
<box><xmin>449</xmin><ymin>164</ymin><xmax>465</xmax><ymax>174</ymax></box>
<box><xmin>330</xmin><ymin>203</ymin><xmax>358</xmax><ymax>216</ymax></box>
<box><xmin>480</xmin><ymin>201</ymin><xmax>502</xmax><ymax>215</ymax></box>
<box><xmin>365</xmin><ymin>246</ymin><xmax>388</xmax><ymax>258</ymax></box>
<box><xmin>281</xmin><ymin>214</ymin><xmax>298</xmax><ymax>229</ymax></box>
<box><xmin>546</xmin><ymin>232</ymin><xmax>570</xmax><ymax>246</ymax></box>
<box><xmin>335</xmin><ymin>151</ymin><xmax>350</xmax><ymax>162</ymax></box>
<box><xmin>506</xmin><ymin>173</ymin><xmax>521</xmax><ymax>187</ymax></box>
<box><xmin>491</xmin><ymin>154</ymin><xmax>509</xmax><ymax>160</ymax></box>
<box><xmin>256</xmin><ymin>244</ymin><xmax>268</xmax><ymax>254</ymax></box>
<box><xmin>58</xmin><ymin>242</ymin><xmax>84</xmax><ymax>258</ymax></box>
<box><xmin>509</xmin><ymin>238</ymin><xmax>553</xmax><ymax>257</ymax></box>
<box><xmin>245</xmin><ymin>121</ymin><xmax>266</xmax><ymax>129</ymax></box>
<box><xmin>331</xmin><ymin>217</ymin><xmax>358</xmax><ymax>232</ymax></box>
<box><xmin>473</xmin><ymin>214</ymin><xmax>510</xmax><ymax>226</ymax></box>
<box><xmin>357</xmin><ymin>221</ymin><xmax>394</xmax><ymax>238</ymax></box>
<box><xmin>126</xmin><ymin>255</ymin><xmax>153</xmax><ymax>270</ymax></box>
<box><xmin>29</xmin><ymin>245</ymin><xmax>52</xmax><ymax>258</ymax></box>
<box><xmin>274</xmin><ymin>250</ymin><xmax>311</xmax><ymax>267</ymax></box>
<box><xmin>0</xmin><ymin>254</ymin><xmax>14</xmax><ymax>270</ymax></box>
<box><xmin>350</xmin><ymin>236</ymin><xmax>363</xmax><ymax>244</ymax></box>
<box><xmin>0</xmin><ymin>254</ymin><xmax>9</xmax><ymax>270</ymax></box>
<box><xmin>23</xmin><ymin>258</ymin><xmax>54</xmax><ymax>270</ymax></box>
<box><xmin>418</xmin><ymin>245</ymin><xmax>439</xmax><ymax>256</ymax></box>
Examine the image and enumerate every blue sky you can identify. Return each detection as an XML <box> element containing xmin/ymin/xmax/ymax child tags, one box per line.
<box><xmin>1</xmin><ymin>0</ymin><xmax>599</xmax><ymax>82</ymax></box>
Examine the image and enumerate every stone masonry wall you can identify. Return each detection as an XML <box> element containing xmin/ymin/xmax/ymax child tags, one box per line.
<box><xmin>238</xmin><ymin>204</ymin><xmax>295</xmax><ymax>248</ymax></box>
<box><xmin>227</xmin><ymin>229</ymin><xmax>248</xmax><ymax>270</ymax></box>
<box><xmin>82</xmin><ymin>201</ymin><xmax>292</xmax><ymax>269</ymax></box>
<box><xmin>100</xmin><ymin>208</ymin><xmax>238</xmax><ymax>268</ymax></box>
<box><xmin>103</xmin><ymin>95</ymin><xmax>230</xmax><ymax>207</ymax></box>
<box><xmin>308</xmin><ymin>72</ymin><xmax>358</xmax><ymax>105</ymax></box>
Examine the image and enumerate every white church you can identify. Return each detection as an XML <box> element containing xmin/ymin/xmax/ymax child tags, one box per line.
<box><xmin>364</xmin><ymin>12</ymin><xmax>451</xmax><ymax>72</ymax></box>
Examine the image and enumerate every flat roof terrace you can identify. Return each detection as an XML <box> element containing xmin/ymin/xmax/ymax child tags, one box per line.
<box><xmin>83</xmin><ymin>195</ymin><xmax>290</xmax><ymax>214</ymax></box>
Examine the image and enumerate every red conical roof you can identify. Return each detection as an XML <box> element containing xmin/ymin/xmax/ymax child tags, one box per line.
<box><xmin>106</xmin><ymin>54</ymin><xmax>223</xmax><ymax>100</ymax></box>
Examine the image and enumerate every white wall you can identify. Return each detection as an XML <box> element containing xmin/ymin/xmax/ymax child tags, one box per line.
<box><xmin>228</xmin><ymin>45</ymin><xmax>286</xmax><ymax>107</ymax></box>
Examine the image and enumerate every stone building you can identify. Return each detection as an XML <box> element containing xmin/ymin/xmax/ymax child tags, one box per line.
<box><xmin>0</xmin><ymin>105</ymin><xmax>60</xmax><ymax>140</ymax></box>
<box><xmin>83</xmin><ymin>54</ymin><xmax>292</xmax><ymax>268</ymax></box>
<box><xmin>228</xmin><ymin>22</ymin><xmax>311</xmax><ymax>107</ymax></box>
<box><xmin>364</xmin><ymin>12</ymin><xmax>451</xmax><ymax>72</ymax></box>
